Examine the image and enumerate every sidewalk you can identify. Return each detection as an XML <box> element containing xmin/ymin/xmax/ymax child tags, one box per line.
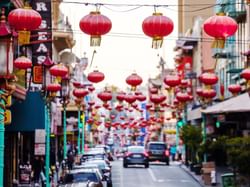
<box><xmin>180</xmin><ymin>163</ymin><xmax>232</xmax><ymax>187</ymax></box>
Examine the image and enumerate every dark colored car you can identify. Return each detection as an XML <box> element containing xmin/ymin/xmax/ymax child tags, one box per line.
<box><xmin>146</xmin><ymin>142</ymin><xmax>170</xmax><ymax>165</ymax></box>
<box><xmin>59</xmin><ymin>168</ymin><xmax>104</xmax><ymax>187</ymax></box>
<box><xmin>123</xmin><ymin>146</ymin><xmax>149</xmax><ymax>168</ymax></box>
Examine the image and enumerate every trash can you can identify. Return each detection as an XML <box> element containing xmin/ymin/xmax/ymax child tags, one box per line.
<box><xmin>221</xmin><ymin>173</ymin><xmax>235</xmax><ymax>187</ymax></box>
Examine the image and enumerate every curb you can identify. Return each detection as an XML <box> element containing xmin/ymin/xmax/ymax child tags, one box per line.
<box><xmin>179</xmin><ymin>164</ymin><xmax>204</xmax><ymax>187</ymax></box>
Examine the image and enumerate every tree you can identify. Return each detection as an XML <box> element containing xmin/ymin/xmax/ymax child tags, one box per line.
<box><xmin>226</xmin><ymin>137</ymin><xmax>250</xmax><ymax>186</ymax></box>
<box><xmin>180</xmin><ymin>125</ymin><xmax>202</xmax><ymax>164</ymax></box>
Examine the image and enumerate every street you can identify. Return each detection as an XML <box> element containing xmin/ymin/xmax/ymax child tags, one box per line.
<box><xmin>111</xmin><ymin>160</ymin><xmax>202</xmax><ymax>187</ymax></box>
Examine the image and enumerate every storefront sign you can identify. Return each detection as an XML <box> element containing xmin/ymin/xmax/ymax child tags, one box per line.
<box><xmin>32</xmin><ymin>0</ymin><xmax>52</xmax><ymax>84</ymax></box>
<box><xmin>34</xmin><ymin>143</ymin><xmax>45</xmax><ymax>155</ymax></box>
<box><xmin>35</xmin><ymin>129</ymin><xmax>46</xmax><ymax>143</ymax></box>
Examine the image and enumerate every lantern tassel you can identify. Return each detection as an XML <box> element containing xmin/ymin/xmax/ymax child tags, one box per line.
<box><xmin>152</xmin><ymin>37</ymin><xmax>163</xmax><ymax>49</ymax></box>
<box><xmin>90</xmin><ymin>35</ymin><xmax>101</xmax><ymax>46</ymax></box>
<box><xmin>211</xmin><ymin>38</ymin><xmax>225</xmax><ymax>49</ymax></box>
<box><xmin>18</xmin><ymin>30</ymin><xmax>30</xmax><ymax>45</ymax></box>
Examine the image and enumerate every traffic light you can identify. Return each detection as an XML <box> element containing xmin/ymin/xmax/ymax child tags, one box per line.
<box><xmin>177</xmin><ymin>120</ymin><xmax>184</xmax><ymax>128</ymax></box>
<box><xmin>216</xmin><ymin>121</ymin><xmax>220</xmax><ymax>128</ymax></box>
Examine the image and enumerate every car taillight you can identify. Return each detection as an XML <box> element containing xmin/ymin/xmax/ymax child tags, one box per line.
<box><xmin>143</xmin><ymin>151</ymin><xmax>149</xmax><ymax>157</ymax></box>
<box><xmin>165</xmin><ymin>150</ymin><xmax>170</xmax><ymax>156</ymax></box>
<box><xmin>126</xmin><ymin>152</ymin><xmax>132</xmax><ymax>157</ymax></box>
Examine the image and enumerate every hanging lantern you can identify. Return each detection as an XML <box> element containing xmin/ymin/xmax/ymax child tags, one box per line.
<box><xmin>46</xmin><ymin>83</ymin><xmax>61</xmax><ymax>97</ymax></box>
<box><xmin>241</xmin><ymin>68</ymin><xmax>250</xmax><ymax>87</ymax></box>
<box><xmin>8</xmin><ymin>4</ymin><xmax>42</xmax><ymax>45</ymax></box>
<box><xmin>0</xmin><ymin>8</ymin><xmax>14</xmax><ymax>79</ymax></box>
<box><xmin>87</xmin><ymin>70</ymin><xmax>105</xmax><ymax>83</ymax></box>
<box><xmin>50</xmin><ymin>63</ymin><xmax>68</xmax><ymax>78</ymax></box>
<box><xmin>164</xmin><ymin>75</ymin><xmax>181</xmax><ymax>88</ymax></box>
<box><xmin>14</xmin><ymin>56</ymin><xmax>32</xmax><ymax>70</ymax></box>
<box><xmin>142</xmin><ymin>12</ymin><xmax>174</xmax><ymax>49</ymax></box>
<box><xmin>136</xmin><ymin>94</ymin><xmax>146</xmax><ymax>102</ymax></box>
<box><xmin>97</xmin><ymin>91</ymin><xmax>112</xmax><ymax>102</ymax></box>
<box><xmin>88</xmin><ymin>85</ymin><xmax>95</xmax><ymax>92</ymax></box>
<box><xmin>196</xmin><ymin>88</ymin><xmax>203</xmax><ymax>97</ymax></box>
<box><xmin>203</xmin><ymin>13</ymin><xmax>238</xmax><ymax>48</ymax></box>
<box><xmin>126</xmin><ymin>73</ymin><xmax>143</xmax><ymax>91</ymax></box>
<box><xmin>200</xmin><ymin>72</ymin><xmax>218</xmax><ymax>87</ymax></box>
<box><xmin>149</xmin><ymin>87</ymin><xmax>158</xmax><ymax>94</ymax></box>
<box><xmin>202</xmin><ymin>89</ymin><xmax>216</xmax><ymax>99</ymax></box>
<box><xmin>124</xmin><ymin>94</ymin><xmax>137</xmax><ymax>104</ymax></box>
<box><xmin>150</xmin><ymin>94</ymin><xmax>166</xmax><ymax>105</ymax></box>
<box><xmin>73</xmin><ymin>81</ymin><xmax>81</xmax><ymax>88</ymax></box>
<box><xmin>79</xmin><ymin>11</ymin><xmax>112</xmax><ymax>46</ymax></box>
<box><xmin>73</xmin><ymin>88</ymin><xmax>89</xmax><ymax>99</ymax></box>
<box><xmin>116</xmin><ymin>91</ymin><xmax>126</xmax><ymax>102</ymax></box>
<box><xmin>176</xmin><ymin>92</ymin><xmax>190</xmax><ymax>103</ymax></box>
<box><xmin>228</xmin><ymin>84</ymin><xmax>241</xmax><ymax>96</ymax></box>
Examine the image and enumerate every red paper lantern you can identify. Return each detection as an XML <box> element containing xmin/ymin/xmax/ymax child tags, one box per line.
<box><xmin>164</xmin><ymin>75</ymin><xmax>181</xmax><ymax>87</ymax></box>
<box><xmin>126</xmin><ymin>73</ymin><xmax>143</xmax><ymax>90</ymax></box>
<box><xmin>142</xmin><ymin>12</ymin><xmax>174</xmax><ymax>49</ymax></box>
<box><xmin>203</xmin><ymin>13</ymin><xmax>238</xmax><ymax>48</ymax></box>
<box><xmin>46</xmin><ymin>83</ymin><xmax>61</xmax><ymax>92</ymax></box>
<box><xmin>149</xmin><ymin>87</ymin><xmax>158</xmax><ymax>94</ymax></box>
<box><xmin>200</xmin><ymin>72</ymin><xmax>218</xmax><ymax>85</ymax></box>
<box><xmin>14</xmin><ymin>56</ymin><xmax>32</xmax><ymax>70</ymax></box>
<box><xmin>8</xmin><ymin>5</ymin><xmax>42</xmax><ymax>44</ymax></box>
<box><xmin>73</xmin><ymin>81</ymin><xmax>81</xmax><ymax>88</ymax></box>
<box><xmin>136</xmin><ymin>94</ymin><xmax>146</xmax><ymax>102</ymax></box>
<box><xmin>124</xmin><ymin>94</ymin><xmax>136</xmax><ymax>104</ymax></box>
<box><xmin>241</xmin><ymin>68</ymin><xmax>250</xmax><ymax>81</ymax></box>
<box><xmin>79</xmin><ymin>11</ymin><xmax>112</xmax><ymax>46</ymax></box>
<box><xmin>150</xmin><ymin>94</ymin><xmax>166</xmax><ymax>104</ymax></box>
<box><xmin>50</xmin><ymin>63</ymin><xmax>68</xmax><ymax>78</ymax></box>
<box><xmin>196</xmin><ymin>88</ymin><xmax>203</xmax><ymax>97</ymax></box>
<box><xmin>98</xmin><ymin>91</ymin><xmax>112</xmax><ymax>102</ymax></box>
<box><xmin>116</xmin><ymin>91</ymin><xmax>126</xmax><ymax>102</ymax></box>
<box><xmin>87</xmin><ymin>70</ymin><xmax>105</xmax><ymax>83</ymax></box>
<box><xmin>73</xmin><ymin>88</ymin><xmax>89</xmax><ymax>98</ymax></box>
<box><xmin>176</xmin><ymin>92</ymin><xmax>190</xmax><ymax>103</ymax></box>
<box><xmin>228</xmin><ymin>84</ymin><xmax>241</xmax><ymax>95</ymax></box>
<box><xmin>202</xmin><ymin>89</ymin><xmax>216</xmax><ymax>99</ymax></box>
<box><xmin>88</xmin><ymin>85</ymin><xmax>95</xmax><ymax>92</ymax></box>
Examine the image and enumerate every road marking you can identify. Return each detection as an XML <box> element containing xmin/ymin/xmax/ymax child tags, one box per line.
<box><xmin>148</xmin><ymin>168</ymin><xmax>157</xmax><ymax>182</ymax></box>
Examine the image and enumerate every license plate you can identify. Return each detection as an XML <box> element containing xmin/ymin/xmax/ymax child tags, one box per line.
<box><xmin>133</xmin><ymin>155</ymin><xmax>141</xmax><ymax>158</ymax></box>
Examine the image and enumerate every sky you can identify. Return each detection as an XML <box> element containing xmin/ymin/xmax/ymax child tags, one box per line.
<box><xmin>60</xmin><ymin>0</ymin><xmax>178</xmax><ymax>89</ymax></box>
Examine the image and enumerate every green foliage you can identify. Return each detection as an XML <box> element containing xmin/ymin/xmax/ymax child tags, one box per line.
<box><xmin>180</xmin><ymin>125</ymin><xmax>202</xmax><ymax>163</ymax></box>
<box><xmin>226</xmin><ymin>137</ymin><xmax>250</xmax><ymax>177</ymax></box>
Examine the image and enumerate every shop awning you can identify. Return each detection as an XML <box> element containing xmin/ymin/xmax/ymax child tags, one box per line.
<box><xmin>202</xmin><ymin>93</ymin><xmax>250</xmax><ymax>114</ymax></box>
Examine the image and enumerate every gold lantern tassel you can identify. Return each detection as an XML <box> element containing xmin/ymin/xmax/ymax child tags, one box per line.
<box><xmin>152</xmin><ymin>36</ymin><xmax>163</xmax><ymax>49</ymax></box>
<box><xmin>90</xmin><ymin>35</ymin><xmax>101</xmax><ymax>46</ymax></box>
<box><xmin>211</xmin><ymin>38</ymin><xmax>225</xmax><ymax>49</ymax></box>
<box><xmin>18</xmin><ymin>30</ymin><xmax>30</xmax><ymax>45</ymax></box>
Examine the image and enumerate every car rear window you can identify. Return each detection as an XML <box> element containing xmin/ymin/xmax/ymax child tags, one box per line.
<box><xmin>149</xmin><ymin>144</ymin><xmax>166</xmax><ymax>150</ymax></box>
<box><xmin>128</xmin><ymin>146</ymin><xmax>144</xmax><ymax>153</ymax></box>
<box><xmin>64</xmin><ymin>172</ymin><xmax>98</xmax><ymax>183</ymax></box>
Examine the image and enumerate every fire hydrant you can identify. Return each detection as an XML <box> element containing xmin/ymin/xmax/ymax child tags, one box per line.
<box><xmin>211</xmin><ymin>170</ymin><xmax>217</xmax><ymax>186</ymax></box>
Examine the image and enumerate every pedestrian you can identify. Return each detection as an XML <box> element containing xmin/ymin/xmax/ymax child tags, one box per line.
<box><xmin>33</xmin><ymin>156</ymin><xmax>41</xmax><ymax>183</ymax></box>
<box><xmin>67</xmin><ymin>151</ymin><xmax>74</xmax><ymax>170</ymax></box>
<box><xmin>170</xmin><ymin>145</ymin><xmax>176</xmax><ymax>161</ymax></box>
<box><xmin>177</xmin><ymin>145</ymin><xmax>183</xmax><ymax>162</ymax></box>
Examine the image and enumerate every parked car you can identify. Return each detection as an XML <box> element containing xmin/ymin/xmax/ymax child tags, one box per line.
<box><xmin>123</xmin><ymin>146</ymin><xmax>149</xmax><ymax>168</ymax></box>
<box><xmin>59</xmin><ymin>168</ymin><xmax>104</xmax><ymax>187</ymax></box>
<box><xmin>146</xmin><ymin>141</ymin><xmax>170</xmax><ymax>165</ymax></box>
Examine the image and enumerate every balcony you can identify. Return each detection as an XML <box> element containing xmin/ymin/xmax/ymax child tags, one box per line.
<box><xmin>228</xmin><ymin>10</ymin><xmax>246</xmax><ymax>22</ymax></box>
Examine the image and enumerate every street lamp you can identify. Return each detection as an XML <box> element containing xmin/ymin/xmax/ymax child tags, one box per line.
<box><xmin>0</xmin><ymin>8</ymin><xmax>15</xmax><ymax>187</ymax></box>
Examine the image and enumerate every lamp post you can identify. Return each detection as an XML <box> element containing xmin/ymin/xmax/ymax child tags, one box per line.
<box><xmin>81</xmin><ymin>105</ymin><xmax>86</xmax><ymax>154</ymax></box>
<box><xmin>61</xmin><ymin>77</ymin><xmax>70</xmax><ymax>159</ymax></box>
<box><xmin>0</xmin><ymin>8</ymin><xmax>15</xmax><ymax>187</ymax></box>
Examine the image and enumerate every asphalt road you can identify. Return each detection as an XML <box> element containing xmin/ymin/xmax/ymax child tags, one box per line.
<box><xmin>111</xmin><ymin>160</ymin><xmax>202</xmax><ymax>187</ymax></box>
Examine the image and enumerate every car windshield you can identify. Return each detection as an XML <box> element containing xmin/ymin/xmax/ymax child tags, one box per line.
<box><xmin>149</xmin><ymin>144</ymin><xmax>166</xmax><ymax>150</ymax></box>
<box><xmin>64</xmin><ymin>172</ymin><xmax>98</xmax><ymax>183</ymax></box>
<box><xmin>91</xmin><ymin>161</ymin><xmax>106</xmax><ymax>170</ymax></box>
<box><xmin>128</xmin><ymin>146</ymin><xmax>144</xmax><ymax>153</ymax></box>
